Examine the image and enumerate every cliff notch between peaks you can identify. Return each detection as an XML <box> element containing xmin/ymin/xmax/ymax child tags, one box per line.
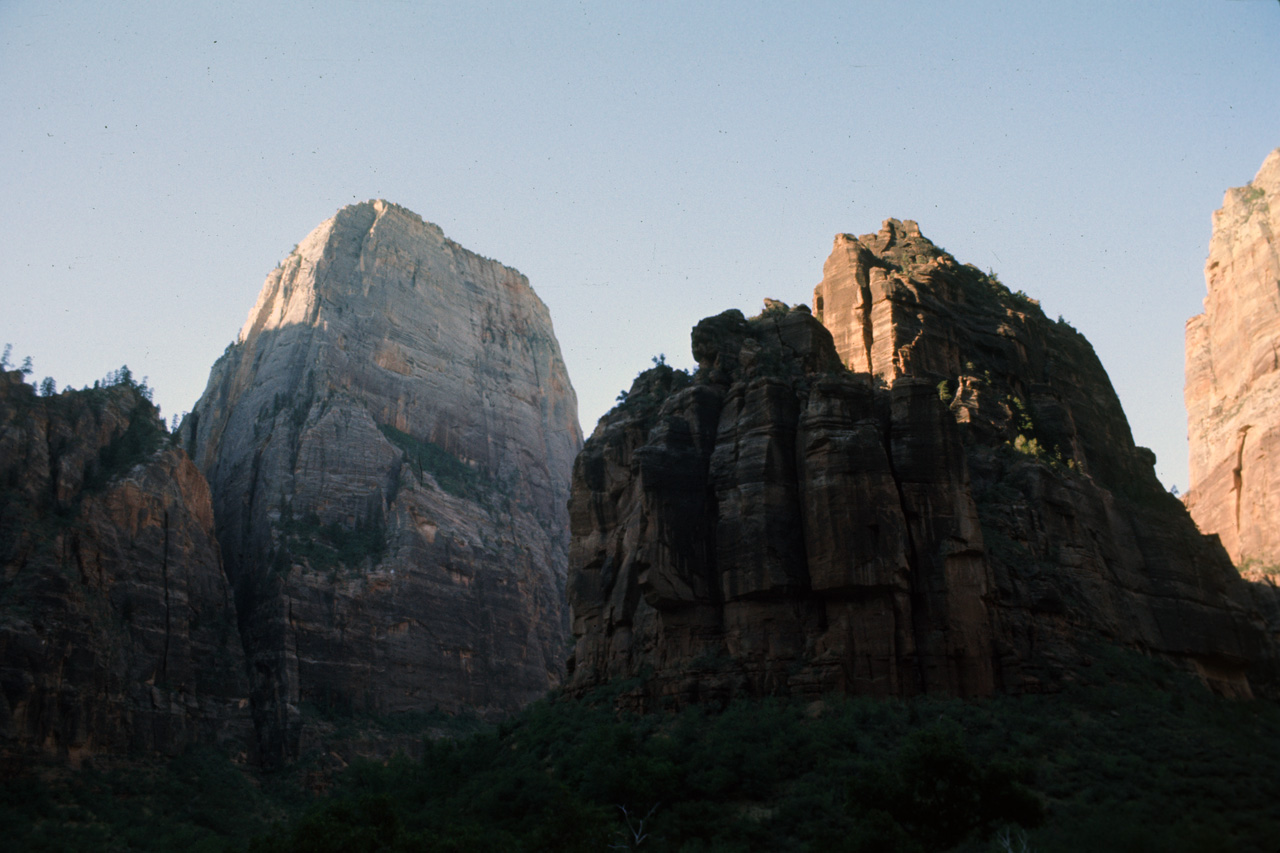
<box><xmin>567</xmin><ymin>219</ymin><xmax>1277</xmax><ymax>708</ymax></box>
<box><xmin>182</xmin><ymin>200</ymin><xmax>582</xmax><ymax>765</ymax></box>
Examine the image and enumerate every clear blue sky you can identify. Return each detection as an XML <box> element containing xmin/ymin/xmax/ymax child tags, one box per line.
<box><xmin>2</xmin><ymin>1</ymin><xmax>1277</xmax><ymax>490</ymax></box>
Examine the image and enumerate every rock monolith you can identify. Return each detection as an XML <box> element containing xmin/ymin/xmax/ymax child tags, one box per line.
<box><xmin>183</xmin><ymin>201</ymin><xmax>581</xmax><ymax>764</ymax></box>
<box><xmin>1186</xmin><ymin>149</ymin><xmax>1280</xmax><ymax>571</ymax></box>
<box><xmin>567</xmin><ymin>221</ymin><xmax>1275</xmax><ymax>708</ymax></box>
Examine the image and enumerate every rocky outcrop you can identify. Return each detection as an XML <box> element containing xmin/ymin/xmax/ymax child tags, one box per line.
<box><xmin>567</xmin><ymin>222</ymin><xmax>1276</xmax><ymax>708</ymax></box>
<box><xmin>0</xmin><ymin>370</ymin><xmax>249</xmax><ymax>766</ymax></box>
<box><xmin>183</xmin><ymin>201</ymin><xmax>581</xmax><ymax>765</ymax></box>
<box><xmin>1186</xmin><ymin>149</ymin><xmax>1280</xmax><ymax>571</ymax></box>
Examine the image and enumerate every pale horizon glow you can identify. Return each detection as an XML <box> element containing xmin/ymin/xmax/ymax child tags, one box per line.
<box><xmin>2</xmin><ymin>2</ymin><xmax>1278</xmax><ymax>491</ymax></box>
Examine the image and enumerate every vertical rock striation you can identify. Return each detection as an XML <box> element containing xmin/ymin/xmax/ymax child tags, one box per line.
<box><xmin>568</xmin><ymin>222</ymin><xmax>1275</xmax><ymax>708</ymax></box>
<box><xmin>1186</xmin><ymin>149</ymin><xmax>1280</xmax><ymax>570</ymax></box>
<box><xmin>0</xmin><ymin>371</ymin><xmax>249</xmax><ymax>766</ymax></box>
<box><xmin>184</xmin><ymin>201</ymin><xmax>580</xmax><ymax>765</ymax></box>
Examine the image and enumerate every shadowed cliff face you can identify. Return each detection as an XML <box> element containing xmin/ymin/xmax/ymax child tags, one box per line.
<box><xmin>183</xmin><ymin>200</ymin><xmax>581</xmax><ymax>765</ymax></box>
<box><xmin>0</xmin><ymin>371</ymin><xmax>250</xmax><ymax>765</ymax></box>
<box><xmin>567</xmin><ymin>223</ymin><xmax>1277</xmax><ymax>709</ymax></box>
<box><xmin>1186</xmin><ymin>149</ymin><xmax>1280</xmax><ymax>571</ymax></box>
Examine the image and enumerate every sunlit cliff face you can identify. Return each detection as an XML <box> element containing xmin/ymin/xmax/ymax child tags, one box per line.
<box><xmin>1186</xmin><ymin>149</ymin><xmax>1280</xmax><ymax>569</ymax></box>
<box><xmin>183</xmin><ymin>200</ymin><xmax>581</xmax><ymax>764</ymax></box>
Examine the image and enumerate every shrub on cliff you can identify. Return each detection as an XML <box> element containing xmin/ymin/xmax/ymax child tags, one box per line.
<box><xmin>378</xmin><ymin>424</ymin><xmax>495</xmax><ymax>506</ymax></box>
<box><xmin>83</xmin><ymin>397</ymin><xmax>166</xmax><ymax>492</ymax></box>
<box><xmin>279</xmin><ymin>509</ymin><xmax>387</xmax><ymax>574</ymax></box>
<box><xmin>611</xmin><ymin>355</ymin><xmax>692</xmax><ymax>415</ymax></box>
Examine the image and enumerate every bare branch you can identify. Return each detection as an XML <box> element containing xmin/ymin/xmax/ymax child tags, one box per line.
<box><xmin>609</xmin><ymin>803</ymin><xmax>660</xmax><ymax>850</ymax></box>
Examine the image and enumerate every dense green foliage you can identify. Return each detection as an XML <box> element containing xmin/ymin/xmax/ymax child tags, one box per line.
<box><xmin>252</xmin><ymin>650</ymin><xmax>1278</xmax><ymax>853</ymax></box>
<box><xmin>845</xmin><ymin>723</ymin><xmax>1042</xmax><ymax>851</ymax></box>
<box><xmin>5</xmin><ymin>648</ymin><xmax>1279</xmax><ymax>852</ymax></box>
<box><xmin>0</xmin><ymin>747</ymin><xmax>298</xmax><ymax>853</ymax></box>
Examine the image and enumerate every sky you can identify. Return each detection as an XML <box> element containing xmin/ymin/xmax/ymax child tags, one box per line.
<box><xmin>1</xmin><ymin>1</ymin><xmax>1277</xmax><ymax>491</ymax></box>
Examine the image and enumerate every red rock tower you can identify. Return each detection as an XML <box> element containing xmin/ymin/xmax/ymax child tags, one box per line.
<box><xmin>1185</xmin><ymin>149</ymin><xmax>1280</xmax><ymax>569</ymax></box>
<box><xmin>566</xmin><ymin>222</ymin><xmax>1273</xmax><ymax>707</ymax></box>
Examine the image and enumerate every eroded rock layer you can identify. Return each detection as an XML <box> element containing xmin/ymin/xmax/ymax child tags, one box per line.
<box><xmin>0</xmin><ymin>371</ymin><xmax>249</xmax><ymax>765</ymax></box>
<box><xmin>567</xmin><ymin>222</ymin><xmax>1275</xmax><ymax>708</ymax></box>
<box><xmin>1186</xmin><ymin>149</ymin><xmax>1280</xmax><ymax>570</ymax></box>
<box><xmin>184</xmin><ymin>201</ymin><xmax>581</xmax><ymax>764</ymax></box>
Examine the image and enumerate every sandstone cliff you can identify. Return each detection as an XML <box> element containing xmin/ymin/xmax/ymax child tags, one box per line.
<box><xmin>183</xmin><ymin>201</ymin><xmax>581</xmax><ymax>764</ymax></box>
<box><xmin>567</xmin><ymin>221</ymin><xmax>1275</xmax><ymax>707</ymax></box>
<box><xmin>0</xmin><ymin>370</ymin><xmax>249</xmax><ymax>765</ymax></box>
<box><xmin>1186</xmin><ymin>148</ymin><xmax>1280</xmax><ymax>571</ymax></box>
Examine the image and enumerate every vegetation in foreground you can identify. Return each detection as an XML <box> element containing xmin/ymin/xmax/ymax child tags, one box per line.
<box><xmin>3</xmin><ymin>647</ymin><xmax>1278</xmax><ymax>852</ymax></box>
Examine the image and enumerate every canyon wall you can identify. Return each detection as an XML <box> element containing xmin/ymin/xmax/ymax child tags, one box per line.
<box><xmin>0</xmin><ymin>371</ymin><xmax>249</xmax><ymax>765</ymax></box>
<box><xmin>1186</xmin><ymin>148</ymin><xmax>1280</xmax><ymax>571</ymax></box>
<box><xmin>183</xmin><ymin>201</ymin><xmax>581</xmax><ymax>764</ymax></box>
<box><xmin>567</xmin><ymin>221</ymin><xmax>1275</xmax><ymax>708</ymax></box>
